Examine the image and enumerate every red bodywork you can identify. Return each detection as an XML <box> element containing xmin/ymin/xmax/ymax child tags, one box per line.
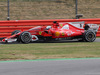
<box><xmin>2</xmin><ymin>22</ymin><xmax>85</xmax><ymax>43</ymax></box>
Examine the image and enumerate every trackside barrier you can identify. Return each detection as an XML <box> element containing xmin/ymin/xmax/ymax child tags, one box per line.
<box><xmin>0</xmin><ymin>18</ymin><xmax>100</xmax><ymax>38</ymax></box>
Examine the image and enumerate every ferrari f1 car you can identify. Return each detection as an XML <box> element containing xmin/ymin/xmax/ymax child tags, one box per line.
<box><xmin>2</xmin><ymin>21</ymin><xmax>97</xmax><ymax>43</ymax></box>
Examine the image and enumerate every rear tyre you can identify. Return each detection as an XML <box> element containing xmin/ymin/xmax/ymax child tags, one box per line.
<box><xmin>11</xmin><ymin>30</ymin><xmax>21</xmax><ymax>35</ymax></box>
<box><xmin>83</xmin><ymin>30</ymin><xmax>96</xmax><ymax>42</ymax></box>
<box><xmin>19</xmin><ymin>31</ymin><xmax>32</xmax><ymax>44</ymax></box>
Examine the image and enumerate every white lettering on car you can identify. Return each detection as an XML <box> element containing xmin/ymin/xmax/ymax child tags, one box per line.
<box><xmin>66</xmin><ymin>31</ymin><xmax>75</xmax><ymax>36</ymax></box>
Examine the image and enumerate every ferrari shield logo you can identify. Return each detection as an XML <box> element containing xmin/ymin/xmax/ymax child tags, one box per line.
<box><xmin>39</xmin><ymin>31</ymin><xmax>42</xmax><ymax>35</ymax></box>
<box><xmin>62</xmin><ymin>32</ymin><xmax>65</xmax><ymax>36</ymax></box>
<box><xmin>60</xmin><ymin>24</ymin><xmax>63</xmax><ymax>27</ymax></box>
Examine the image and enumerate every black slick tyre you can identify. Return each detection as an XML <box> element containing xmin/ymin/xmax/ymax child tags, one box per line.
<box><xmin>83</xmin><ymin>30</ymin><xmax>96</xmax><ymax>42</ymax></box>
<box><xmin>19</xmin><ymin>31</ymin><xmax>32</xmax><ymax>44</ymax></box>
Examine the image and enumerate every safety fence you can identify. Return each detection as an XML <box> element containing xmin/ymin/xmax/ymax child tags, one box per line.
<box><xmin>0</xmin><ymin>18</ymin><xmax>100</xmax><ymax>38</ymax></box>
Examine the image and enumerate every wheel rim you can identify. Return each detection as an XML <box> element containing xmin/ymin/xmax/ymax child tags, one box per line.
<box><xmin>86</xmin><ymin>32</ymin><xmax>95</xmax><ymax>41</ymax></box>
<box><xmin>21</xmin><ymin>33</ymin><xmax>31</xmax><ymax>43</ymax></box>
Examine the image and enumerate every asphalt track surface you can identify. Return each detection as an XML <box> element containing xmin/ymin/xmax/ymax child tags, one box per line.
<box><xmin>0</xmin><ymin>59</ymin><xmax>100</xmax><ymax>75</ymax></box>
<box><xmin>94</xmin><ymin>38</ymin><xmax>100</xmax><ymax>42</ymax></box>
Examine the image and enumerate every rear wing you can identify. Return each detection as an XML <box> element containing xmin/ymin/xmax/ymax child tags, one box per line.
<box><xmin>59</xmin><ymin>22</ymin><xmax>99</xmax><ymax>32</ymax></box>
<box><xmin>86</xmin><ymin>24</ymin><xmax>99</xmax><ymax>32</ymax></box>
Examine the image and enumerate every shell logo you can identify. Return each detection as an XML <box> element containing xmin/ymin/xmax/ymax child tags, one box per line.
<box><xmin>55</xmin><ymin>32</ymin><xmax>60</xmax><ymax>37</ymax></box>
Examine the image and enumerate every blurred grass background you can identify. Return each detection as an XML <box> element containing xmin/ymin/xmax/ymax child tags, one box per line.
<box><xmin>0</xmin><ymin>0</ymin><xmax>100</xmax><ymax>20</ymax></box>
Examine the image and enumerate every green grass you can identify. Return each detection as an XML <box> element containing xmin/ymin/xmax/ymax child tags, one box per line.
<box><xmin>0</xmin><ymin>42</ymin><xmax>100</xmax><ymax>61</ymax></box>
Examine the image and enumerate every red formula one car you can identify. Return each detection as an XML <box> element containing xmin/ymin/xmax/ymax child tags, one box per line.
<box><xmin>2</xmin><ymin>21</ymin><xmax>96</xmax><ymax>43</ymax></box>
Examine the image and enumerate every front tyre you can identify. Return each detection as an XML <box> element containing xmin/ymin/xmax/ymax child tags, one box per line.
<box><xmin>20</xmin><ymin>31</ymin><xmax>32</xmax><ymax>44</ymax></box>
<box><xmin>83</xmin><ymin>30</ymin><xmax>96</xmax><ymax>42</ymax></box>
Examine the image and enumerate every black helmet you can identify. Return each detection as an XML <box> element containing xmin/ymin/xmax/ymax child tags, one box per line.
<box><xmin>53</xmin><ymin>21</ymin><xmax>57</xmax><ymax>23</ymax></box>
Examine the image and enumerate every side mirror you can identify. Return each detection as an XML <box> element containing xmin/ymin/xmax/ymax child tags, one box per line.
<box><xmin>76</xmin><ymin>14</ymin><xmax>83</xmax><ymax>19</ymax></box>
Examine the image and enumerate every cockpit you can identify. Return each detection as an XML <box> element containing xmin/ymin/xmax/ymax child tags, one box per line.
<box><xmin>61</xmin><ymin>25</ymin><xmax>69</xmax><ymax>29</ymax></box>
<box><xmin>46</xmin><ymin>26</ymin><xmax>51</xmax><ymax>30</ymax></box>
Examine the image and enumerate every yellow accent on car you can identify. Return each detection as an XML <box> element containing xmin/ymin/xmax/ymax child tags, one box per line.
<box><xmin>55</xmin><ymin>32</ymin><xmax>60</xmax><ymax>37</ymax></box>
